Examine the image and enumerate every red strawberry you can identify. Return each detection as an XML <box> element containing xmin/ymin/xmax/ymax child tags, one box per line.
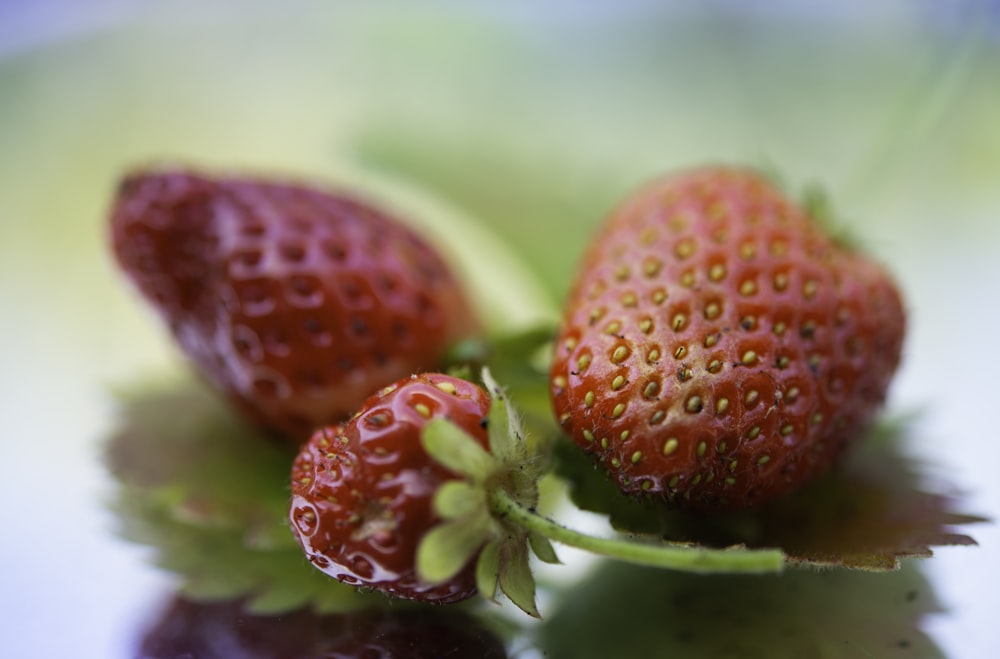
<box><xmin>549</xmin><ymin>166</ymin><xmax>905</xmax><ymax>510</ymax></box>
<box><xmin>289</xmin><ymin>373</ymin><xmax>491</xmax><ymax>603</ymax></box>
<box><xmin>110</xmin><ymin>168</ymin><xmax>478</xmax><ymax>443</ymax></box>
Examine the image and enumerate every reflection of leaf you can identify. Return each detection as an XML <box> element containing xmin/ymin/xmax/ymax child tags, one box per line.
<box><xmin>539</xmin><ymin>561</ymin><xmax>944</xmax><ymax>659</ymax></box>
<box><xmin>103</xmin><ymin>378</ymin><xmax>378</xmax><ymax>613</ymax></box>
<box><xmin>137</xmin><ymin>594</ymin><xmax>509</xmax><ymax>659</ymax></box>
<box><xmin>557</xmin><ymin>417</ymin><xmax>986</xmax><ymax>570</ymax></box>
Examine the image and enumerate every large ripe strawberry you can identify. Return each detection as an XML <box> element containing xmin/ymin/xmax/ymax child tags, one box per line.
<box><xmin>110</xmin><ymin>168</ymin><xmax>478</xmax><ymax>442</ymax></box>
<box><xmin>549</xmin><ymin>166</ymin><xmax>906</xmax><ymax>510</ymax></box>
<box><xmin>289</xmin><ymin>373</ymin><xmax>492</xmax><ymax>603</ymax></box>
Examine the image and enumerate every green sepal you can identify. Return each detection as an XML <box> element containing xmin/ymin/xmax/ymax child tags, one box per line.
<box><xmin>528</xmin><ymin>531</ymin><xmax>560</xmax><ymax>565</ymax></box>
<box><xmin>498</xmin><ymin>538</ymin><xmax>540</xmax><ymax>618</ymax></box>
<box><xmin>416</xmin><ymin>512</ymin><xmax>493</xmax><ymax>585</ymax></box>
<box><xmin>476</xmin><ymin>538</ymin><xmax>502</xmax><ymax>602</ymax></box>
<box><xmin>421</xmin><ymin>418</ymin><xmax>498</xmax><ymax>481</ymax></box>
<box><xmin>482</xmin><ymin>367</ymin><xmax>526</xmax><ymax>466</ymax></box>
<box><xmin>433</xmin><ymin>480</ymin><xmax>486</xmax><ymax>520</ymax></box>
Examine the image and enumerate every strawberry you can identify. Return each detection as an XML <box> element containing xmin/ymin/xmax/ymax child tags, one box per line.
<box><xmin>549</xmin><ymin>166</ymin><xmax>905</xmax><ymax>510</ymax></box>
<box><xmin>289</xmin><ymin>373</ymin><xmax>492</xmax><ymax>603</ymax></box>
<box><xmin>110</xmin><ymin>168</ymin><xmax>478</xmax><ymax>443</ymax></box>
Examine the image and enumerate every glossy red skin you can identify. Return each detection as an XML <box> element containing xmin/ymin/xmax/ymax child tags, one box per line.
<box><xmin>550</xmin><ymin>167</ymin><xmax>905</xmax><ymax>510</ymax></box>
<box><xmin>111</xmin><ymin>168</ymin><xmax>478</xmax><ymax>444</ymax></box>
<box><xmin>289</xmin><ymin>373</ymin><xmax>491</xmax><ymax>603</ymax></box>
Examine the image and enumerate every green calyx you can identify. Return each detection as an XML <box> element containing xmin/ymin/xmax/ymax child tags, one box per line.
<box><xmin>418</xmin><ymin>368</ymin><xmax>785</xmax><ymax>619</ymax></box>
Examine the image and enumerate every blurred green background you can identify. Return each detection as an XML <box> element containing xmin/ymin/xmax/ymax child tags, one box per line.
<box><xmin>1</xmin><ymin>1</ymin><xmax>998</xmax><ymax>657</ymax></box>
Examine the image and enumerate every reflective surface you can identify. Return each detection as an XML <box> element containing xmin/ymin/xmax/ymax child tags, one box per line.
<box><xmin>1</xmin><ymin>2</ymin><xmax>998</xmax><ymax>657</ymax></box>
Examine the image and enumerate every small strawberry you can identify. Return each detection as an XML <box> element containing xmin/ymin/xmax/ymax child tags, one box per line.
<box><xmin>110</xmin><ymin>168</ymin><xmax>478</xmax><ymax>443</ymax></box>
<box><xmin>289</xmin><ymin>373</ymin><xmax>494</xmax><ymax>603</ymax></box>
<box><xmin>549</xmin><ymin>166</ymin><xmax>906</xmax><ymax>510</ymax></box>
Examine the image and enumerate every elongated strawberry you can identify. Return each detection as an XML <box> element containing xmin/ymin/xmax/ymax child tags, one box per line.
<box><xmin>289</xmin><ymin>373</ymin><xmax>493</xmax><ymax>603</ymax></box>
<box><xmin>110</xmin><ymin>168</ymin><xmax>478</xmax><ymax>443</ymax></box>
<box><xmin>549</xmin><ymin>166</ymin><xmax>906</xmax><ymax>510</ymax></box>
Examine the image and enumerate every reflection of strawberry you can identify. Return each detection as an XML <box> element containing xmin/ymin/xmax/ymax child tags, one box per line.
<box><xmin>289</xmin><ymin>373</ymin><xmax>492</xmax><ymax>603</ymax></box>
<box><xmin>550</xmin><ymin>167</ymin><xmax>906</xmax><ymax>510</ymax></box>
<box><xmin>111</xmin><ymin>168</ymin><xmax>478</xmax><ymax>443</ymax></box>
<box><xmin>138</xmin><ymin>596</ymin><xmax>507</xmax><ymax>659</ymax></box>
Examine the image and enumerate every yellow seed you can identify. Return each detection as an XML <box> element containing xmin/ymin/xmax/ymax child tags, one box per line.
<box><xmin>707</xmin><ymin>360</ymin><xmax>722</xmax><ymax>373</ymax></box>
<box><xmin>620</xmin><ymin>430</ymin><xmax>630</xmax><ymax>441</ymax></box>
<box><xmin>639</xmin><ymin>317</ymin><xmax>653</xmax><ymax>333</ymax></box>
<box><xmin>652</xmin><ymin>289</ymin><xmax>667</xmax><ymax>305</ymax></box>
<box><xmin>811</xmin><ymin>412</ymin><xmax>824</xmax><ymax>426</ymax></box>
<box><xmin>672</xmin><ymin>314</ymin><xmax>687</xmax><ymax>331</ymax></box>
<box><xmin>643</xmin><ymin>259</ymin><xmax>662</xmax><ymax>277</ymax></box>
<box><xmin>611</xmin><ymin>403</ymin><xmax>626</xmax><ymax>418</ymax></box>
<box><xmin>704</xmin><ymin>302</ymin><xmax>721</xmax><ymax>320</ymax></box>
<box><xmin>704</xmin><ymin>333</ymin><xmax>719</xmax><ymax>348</ymax></box>
<box><xmin>709</xmin><ymin>263</ymin><xmax>726</xmax><ymax>281</ymax></box>
<box><xmin>741</xmin><ymin>350</ymin><xmax>758</xmax><ymax>366</ymax></box>
<box><xmin>582</xmin><ymin>429</ymin><xmax>595</xmax><ymax>442</ymax></box>
<box><xmin>553</xmin><ymin>375</ymin><xmax>568</xmax><ymax>389</ymax></box>
<box><xmin>584</xmin><ymin>391</ymin><xmax>595</xmax><ymax>407</ymax></box>
<box><xmin>786</xmin><ymin>386</ymin><xmax>800</xmax><ymax>401</ymax></box>
<box><xmin>559</xmin><ymin>412</ymin><xmax>571</xmax><ymax>424</ymax></box>
<box><xmin>435</xmin><ymin>381</ymin><xmax>457</xmax><ymax>395</ymax></box>
<box><xmin>771</xmin><ymin>240</ymin><xmax>788</xmax><ymax>256</ymax></box>
<box><xmin>589</xmin><ymin>306</ymin><xmax>606</xmax><ymax>323</ymax></box>
<box><xmin>705</xmin><ymin>472</ymin><xmax>715</xmax><ymax>484</ymax></box>
<box><xmin>740</xmin><ymin>280</ymin><xmax>757</xmax><ymax>296</ymax></box>
<box><xmin>611</xmin><ymin>375</ymin><xmax>625</xmax><ymax>390</ymax></box>
<box><xmin>697</xmin><ymin>441</ymin><xmax>707</xmax><ymax>457</ymax></box>
<box><xmin>803</xmin><ymin>279</ymin><xmax>818</xmax><ymax>299</ymax></box>
<box><xmin>691</xmin><ymin>474</ymin><xmax>702</xmax><ymax>486</ymax></box>
<box><xmin>718</xmin><ymin>440</ymin><xmax>728</xmax><ymax>453</ymax></box>
<box><xmin>621</xmin><ymin>292</ymin><xmax>638</xmax><ymax>307</ymax></box>
<box><xmin>780</xmin><ymin>424</ymin><xmax>794</xmax><ymax>436</ymax></box>
<box><xmin>685</xmin><ymin>395</ymin><xmax>703</xmax><ymax>413</ymax></box>
<box><xmin>725</xmin><ymin>477</ymin><xmax>736</xmax><ymax>486</ymax></box>
<box><xmin>611</xmin><ymin>457</ymin><xmax>621</xmax><ymax>467</ymax></box>
<box><xmin>773</xmin><ymin>321</ymin><xmax>787</xmax><ymax>336</ymax></box>
<box><xmin>757</xmin><ymin>455</ymin><xmax>771</xmax><ymax>466</ymax></box>
<box><xmin>564</xmin><ymin>336</ymin><xmax>578</xmax><ymax>350</ymax></box>
<box><xmin>631</xmin><ymin>451</ymin><xmax>643</xmax><ymax>464</ymax></box>
<box><xmin>777</xmin><ymin>355</ymin><xmax>790</xmax><ymax>369</ymax></box>
<box><xmin>745</xmin><ymin>389</ymin><xmax>759</xmax><ymax>405</ymax></box>
<box><xmin>643</xmin><ymin>381</ymin><xmax>660</xmax><ymax>398</ymax></box>
<box><xmin>729</xmin><ymin>460</ymin><xmax>738</xmax><ymax>473</ymax></box>
<box><xmin>748</xmin><ymin>426</ymin><xmax>761</xmax><ymax>440</ymax></box>
<box><xmin>673</xmin><ymin>345</ymin><xmax>687</xmax><ymax>359</ymax></box>
<box><xmin>680</xmin><ymin>271</ymin><xmax>696</xmax><ymax>287</ymax></box>
<box><xmin>640</xmin><ymin>228</ymin><xmax>657</xmax><ymax>245</ymax></box>
<box><xmin>668</xmin><ymin>475</ymin><xmax>680</xmax><ymax>488</ymax></box>
<box><xmin>675</xmin><ymin>239</ymin><xmax>695</xmax><ymax>259</ymax></box>
<box><xmin>650</xmin><ymin>410</ymin><xmax>666</xmax><ymax>425</ymax></box>
<box><xmin>641</xmin><ymin>480</ymin><xmax>652</xmax><ymax>491</ymax></box>
<box><xmin>614</xmin><ymin>265</ymin><xmax>630</xmax><ymax>282</ymax></box>
<box><xmin>611</xmin><ymin>345</ymin><xmax>628</xmax><ymax>363</ymax></box>
<box><xmin>601</xmin><ymin>437</ymin><xmax>609</xmax><ymax>449</ymax></box>
<box><xmin>717</xmin><ymin>398</ymin><xmax>730</xmax><ymax>415</ymax></box>
<box><xmin>647</xmin><ymin>348</ymin><xmax>661</xmax><ymax>363</ymax></box>
<box><xmin>605</xmin><ymin>320</ymin><xmax>622</xmax><ymax>335</ymax></box>
<box><xmin>740</xmin><ymin>242</ymin><xmax>756</xmax><ymax>259</ymax></box>
<box><xmin>577</xmin><ymin>353</ymin><xmax>592</xmax><ymax>370</ymax></box>
<box><xmin>809</xmin><ymin>354</ymin><xmax>822</xmax><ymax>368</ymax></box>
<box><xmin>414</xmin><ymin>403</ymin><xmax>432</xmax><ymax>418</ymax></box>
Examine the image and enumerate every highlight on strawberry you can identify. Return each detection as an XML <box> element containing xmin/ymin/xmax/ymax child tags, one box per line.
<box><xmin>549</xmin><ymin>166</ymin><xmax>906</xmax><ymax>510</ymax></box>
<box><xmin>110</xmin><ymin>167</ymin><xmax>479</xmax><ymax>444</ymax></box>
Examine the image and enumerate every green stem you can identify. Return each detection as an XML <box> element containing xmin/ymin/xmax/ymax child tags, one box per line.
<box><xmin>489</xmin><ymin>489</ymin><xmax>784</xmax><ymax>574</ymax></box>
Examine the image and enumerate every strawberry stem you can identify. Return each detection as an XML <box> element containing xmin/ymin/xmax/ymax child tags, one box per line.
<box><xmin>489</xmin><ymin>489</ymin><xmax>784</xmax><ymax>574</ymax></box>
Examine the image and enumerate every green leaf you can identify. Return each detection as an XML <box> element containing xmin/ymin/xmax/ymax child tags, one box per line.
<box><xmin>475</xmin><ymin>539</ymin><xmax>502</xmax><ymax>602</ymax></box>
<box><xmin>422</xmin><ymin>418</ymin><xmax>498</xmax><ymax>481</ymax></box>
<box><xmin>528</xmin><ymin>532</ymin><xmax>561</xmax><ymax>565</ymax></box>
<box><xmin>434</xmin><ymin>480</ymin><xmax>486</xmax><ymax>520</ymax></box>
<box><xmin>416</xmin><ymin>513</ymin><xmax>492</xmax><ymax>585</ymax></box>
<box><xmin>556</xmin><ymin>416</ymin><xmax>986</xmax><ymax>571</ymax></box>
<box><xmin>498</xmin><ymin>538</ymin><xmax>540</xmax><ymax>618</ymax></box>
